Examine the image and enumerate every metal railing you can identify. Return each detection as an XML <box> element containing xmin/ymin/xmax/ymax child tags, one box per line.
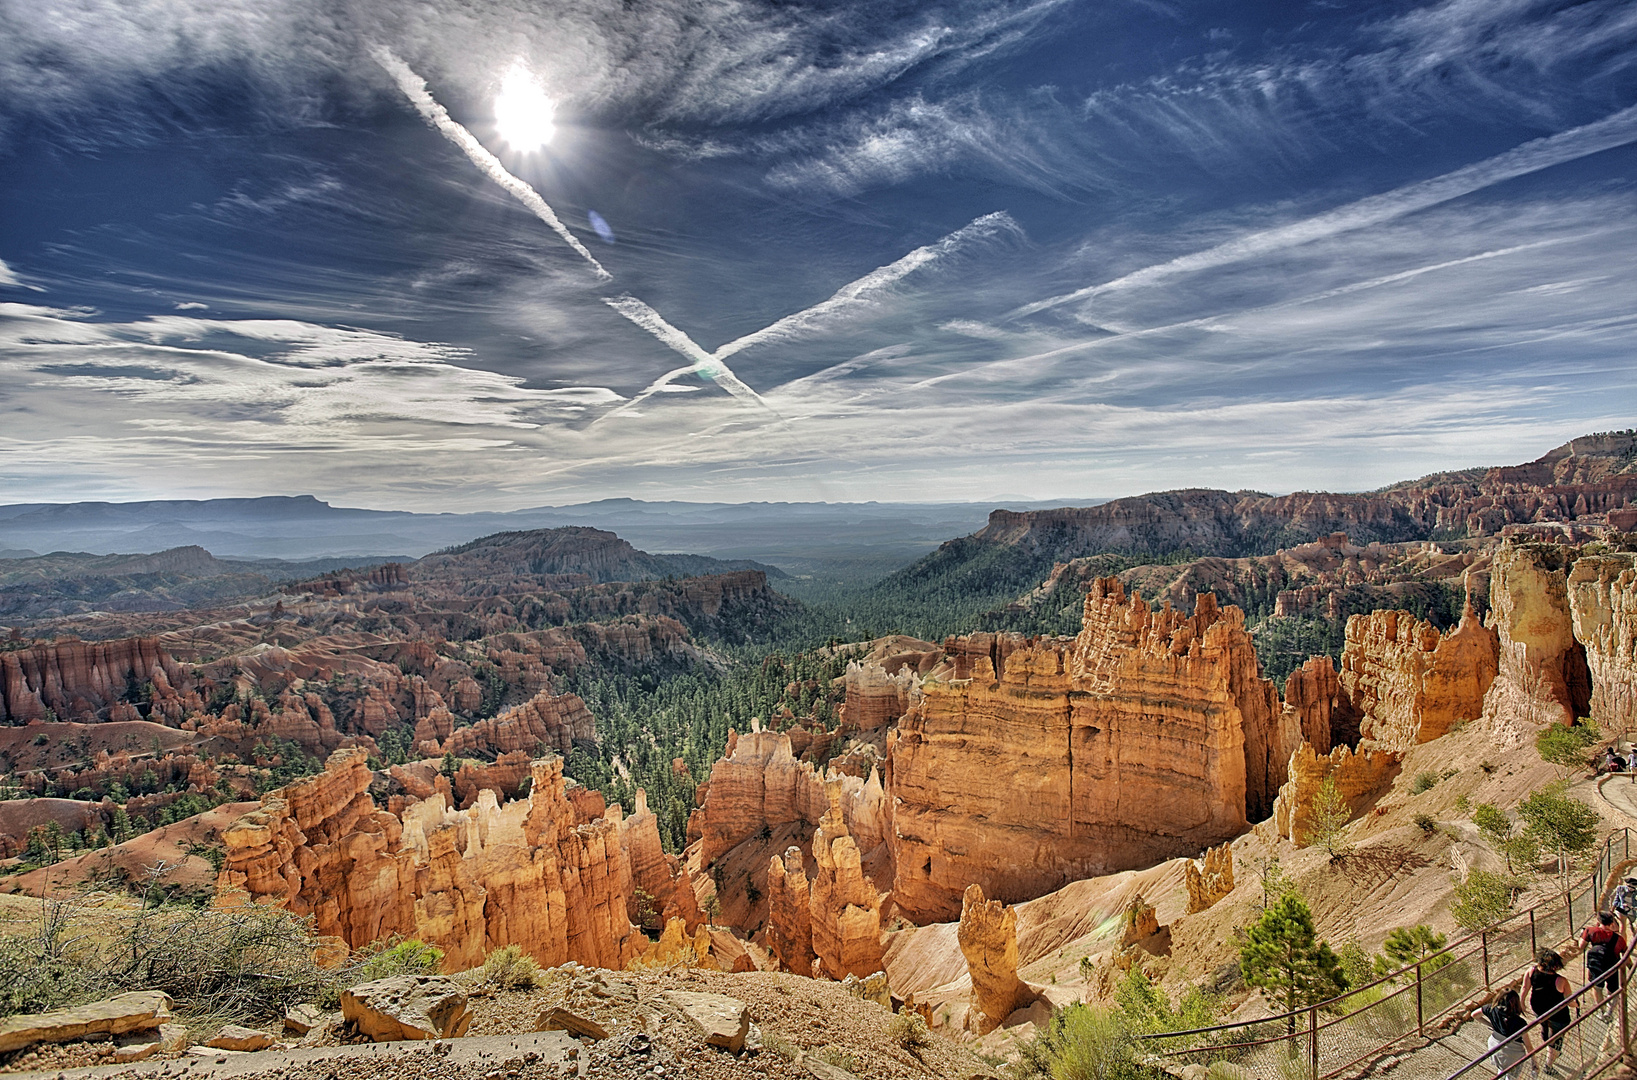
<box><xmin>1138</xmin><ymin>828</ymin><xmax>1636</xmax><ymax>1080</ymax></box>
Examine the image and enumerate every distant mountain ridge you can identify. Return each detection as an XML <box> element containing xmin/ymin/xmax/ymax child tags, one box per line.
<box><xmin>970</xmin><ymin>431</ymin><xmax>1637</xmax><ymax>560</ymax></box>
<box><xmin>413</xmin><ymin>527</ymin><xmax>786</xmax><ymax>584</ymax></box>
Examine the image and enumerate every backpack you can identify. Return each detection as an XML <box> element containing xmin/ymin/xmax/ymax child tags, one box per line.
<box><xmin>1585</xmin><ymin>925</ymin><xmax>1620</xmax><ymax>970</ymax></box>
<box><xmin>1615</xmin><ymin>885</ymin><xmax>1637</xmax><ymax>920</ymax></box>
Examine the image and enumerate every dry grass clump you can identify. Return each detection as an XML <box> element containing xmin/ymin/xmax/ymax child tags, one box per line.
<box><xmin>0</xmin><ymin>890</ymin><xmax>332</xmax><ymax>1022</ymax></box>
<box><xmin>480</xmin><ymin>944</ymin><xmax>539</xmax><ymax>990</ymax></box>
<box><xmin>888</xmin><ymin>1010</ymin><xmax>931</xmax><ymax>1052</ymax></box>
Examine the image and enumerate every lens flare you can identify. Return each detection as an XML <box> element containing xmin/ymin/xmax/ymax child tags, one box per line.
<box><xmin>494</xmin><ymin>64</ymin><xmax>556</xmax><ymax>151</ymax></box>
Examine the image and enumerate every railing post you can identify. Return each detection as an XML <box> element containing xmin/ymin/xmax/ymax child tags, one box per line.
<box><xmin>1531</xmin><ymin>909</ymin><xmax>1539</xmax><ymax>957</ymax></box>
<box><xmin>1622</xmin><ymin>954</ymin><xmax>1631</xmax><ymax>1061</ymax></box>
<box><xmin>1308</xmin><ymin>1005</ymin><xmax>1319</xmax><ymax>1080</ymax></box>
<box><xmin>1482</xmin><ymin>929</ymin><xmax>1491</xmax><ymax>991</ymax></box>
<box><xmin>1416</xmin><ymin>963</ymin><xmax>1426</xmax><ymax>1040</ymax></box>
<box><xmin>1569</xmin><ymin>890</ymin><xmax>1576</xmax><ymax>939</ymax></box>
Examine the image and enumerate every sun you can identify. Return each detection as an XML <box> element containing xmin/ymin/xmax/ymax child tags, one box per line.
<box><xmin>494</xmin><ymin>64</ymin><xmax>556</xmax><ymax>152</ymax></box>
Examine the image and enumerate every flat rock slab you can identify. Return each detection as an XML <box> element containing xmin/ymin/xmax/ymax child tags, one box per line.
<box><xmin>204</xmin><ymin>1026</ymin><xmax>275</xmax><ymax>1052</ymax></box>
<box><xmin>5</xmin><ymin>1030</ymin><xmax>582</xmax><ymax>1080</ymax></box>
<box><xmin>663</xmin><ymin>990</ymin><xmax>749</xmax><ymax>1053</ymax></box>
<box><xmin>536</xmin><ymin>1007</ymin><xmax>609</xmax><ymax>1041</ymax></box>
<box><xmin>282</xmin><ymin>1005</ymin><xmax>323</xmax><ymax>1036</ymax></box>
<box><xmin>340</xmin><ymin>976</ymin><xmax>471</xmax><ymax>1042</ymax></box>
<box><xmin>0</xmin><ymin>992</ymin><xmax>173</xmax><ymax>1054</ymax></box>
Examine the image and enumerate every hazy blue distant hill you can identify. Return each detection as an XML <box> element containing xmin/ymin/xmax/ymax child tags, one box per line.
<box><xmin>0</xmin><ymin>495</ymin><xmax>1084</xmax><ymax>579</ymax></box>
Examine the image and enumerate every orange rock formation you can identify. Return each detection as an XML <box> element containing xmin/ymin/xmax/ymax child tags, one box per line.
<box><xmin>1270</xmin><ymin>741</ymin><xmax>1400</xmax><ymax>847</ymax></box>
<box><xmin>1483</xmin><ymin>543</ymin><xmax>1591</xmax><ymax>728</ymax></box>
<box><xmin>957</xmin><ymin>884</ymin><xmax>1030</xmax><ymax>1034</ymax></box>
<box><xmin>217</xmin><ymin>749</ymin><xmax>641</xmax><ymax>971</ymax></box>
<box><xmin>1339</xmin><ymin>606</ymin><xmax>1498</xmax><ymax>751</ymax></box>
<box><xmin>888</xmin><ymin>580</ymin><xmax>1291</xmax><ymax>922</ymax></box>
<box><xmin>427</xmin><ymin>689</ymin><xmax>596</xmax><ymax>759</ymax></box>
<box><xmin>1567</xmin><ymin>554</ymin><xmax>1637</xmax><ymax>735</ymax></box>
<box><xmin>1184</xmin><ymin>842</ymin><xmax>1235</xmax><ymax>914</ymax></box>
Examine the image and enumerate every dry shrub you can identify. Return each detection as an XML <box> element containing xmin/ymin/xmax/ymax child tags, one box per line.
<box><xmin>889</xmin><ymin>1010</ymin><xmax>931</xmax><ymax>1052</ymax></box>
<box><xmin>0</xmin><ymin>891</ymin><xmax>332</xmax><ymax>1021</ymax></box>
<box><xmin>481</xmin><ymin>944</ymin><xmax>539</xmax><ymax>990</ymax></box>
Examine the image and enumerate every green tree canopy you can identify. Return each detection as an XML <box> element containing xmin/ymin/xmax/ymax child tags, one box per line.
<box><xmin>1517</xmin><ymin>785</ymin><xmax>1601</xmax><ymax>886</ymax></box>
<box><xmin>1239</xmin><ymin>893</ymin><xmax>1349</xmax><ymax>1032</ymax></box>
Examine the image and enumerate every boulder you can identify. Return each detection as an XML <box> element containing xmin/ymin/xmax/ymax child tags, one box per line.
<box><xmin>0</xmin><ymin>991</ymin><xmax>173</xmax><ymax>1054</ymax></box>
<box><xmin>283</xmin><ymin>1004</ymin><xmax>324</xmax><ymax>1035</ymax></box>
<box><xmin>664</xmin><ymin>990</ymin><xmax>750</xmax><ymax>1052</ymax></box>
<box><xmin>206</xmin><ymin>1024</ymin><xmax>276</xmax><ymax>1051</ymax></box>
<box><xmin>340</xmin><ymin>976</ymin><xmax>472</xmax><ymax>1042</ymax></box>
<box><xmin>157</xmin><ymin>1022</ymin><xmax>191</xmax><ymax>1053</ymax></box>
<box><xmin>537</xmin><ymin>1007</ymin><xmax>609</xmax><ymax>1041</ymax></box>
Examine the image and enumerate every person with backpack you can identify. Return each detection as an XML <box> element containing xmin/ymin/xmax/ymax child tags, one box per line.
<box><xmin>1581</xmin><ymin>910</ymin><xmax>1627</xmax><ymax>1017</ymax></box>
<box><xmin>1529</xmin><ymin>949</ymin><xmax>1574</xmax><ymax>1074</ymax></box>
<box><xmin>1472</xmin><ymin>989</ymin><xmax>1533</xmax><ymax>1079</ymax></box>
<box><xmin>1612</xmin><ymin>877</ymin><xmax>1637</xmax><ymax>937</ymax></box>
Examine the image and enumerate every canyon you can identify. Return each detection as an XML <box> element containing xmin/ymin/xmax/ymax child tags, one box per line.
<box><xmin>3</xmin><ymin>433</ymin><xmax>1637</xmax><ymax>1056</ymax></box>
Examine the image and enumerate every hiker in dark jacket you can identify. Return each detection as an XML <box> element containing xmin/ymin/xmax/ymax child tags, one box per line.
<box><xmin>1530</xmin><ymin>949</ymin><xmax>1574</xmax><ymax>1074</ymax></box>
<box><xmin>1472</xmin><ymin>989</ymin><xmax>1533</xmax><ymax>1079</ymax></box>
<box><xmin>1582</xmin><ymin>910</ymin><xmax>1627</xmax><ymax>1016</ymax></box>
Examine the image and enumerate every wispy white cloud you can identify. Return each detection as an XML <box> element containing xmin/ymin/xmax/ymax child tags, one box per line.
<box><xmin>0</xmin><ymin>259</ymin><xmax>44</xmax><ymax>292</ymax></box>
<box><xmin>1010</xmin><ymin>103</ymin><xmax>1637</xmax><ymax>319</ymax></box>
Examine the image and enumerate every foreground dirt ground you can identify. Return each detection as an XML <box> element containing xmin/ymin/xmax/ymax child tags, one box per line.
<box><xmin>0</xmin><ymin>963</ymin><xmax>1000</xmax><ymax>1080</ymax></box>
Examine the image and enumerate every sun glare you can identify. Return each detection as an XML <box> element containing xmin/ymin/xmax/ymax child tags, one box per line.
<box><xmin>495</xmin><ymin>64</ymin><xmax>556</xmax><ymax>152</ymax></box>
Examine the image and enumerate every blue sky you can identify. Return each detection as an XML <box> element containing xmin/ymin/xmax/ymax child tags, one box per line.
<box><xmin>0</xmin><ymin>0</ymin><xmax>1634</xmax><ymax>510</ymax></box>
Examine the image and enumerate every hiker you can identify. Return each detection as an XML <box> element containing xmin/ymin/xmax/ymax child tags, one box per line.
<box><xmin>1613</xmin><ymin>877</ymin><xmax>1637</xmax><ymax>938</ymax></box>
<box><xmin>1602</xmin><ymin>747</ymin><xmax>1627</xmax><ymax>774</ymax></box>
<box><xmin>1529</xmin><ymin>949</ymin><xmax>1575</xmax><ymax>1074</ymax></box>
<box><xmin>1472</xmin><ymin>989</ymin><xmax>1533</xmax><ymax>1079</ymax></box>
<box><xmin>1581</xmin><ymin>910</ymin><xmax>1627</xmax><ymax>1016</ymax></box>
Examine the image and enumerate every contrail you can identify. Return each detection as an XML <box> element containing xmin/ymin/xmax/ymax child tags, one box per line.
<box><xmin>713</xmin><ymin>211</ymin><xmax>1021</xmax><ymax>360</ymax></box>
<box><xmin>1009</xmin><ymin>103</ymin><xmax>1637</xmax><ymax>320</ymax></box>
<box><xmin>603</xmin><ymin>295</ymin><xmax>768</xmax><ymax>408</ymax></box>
<box><xmin>372</xmin><ymin>48</ymin><xmax>611</xmax><ymax>281</ymax></box>
<box><xmin>594</xmin><ymin>211</ymin><xmax>1018</xmax><ymax>424</ymax></box>
<box><xmin>912</xmin><ymin>237</ymin><xmax>1574</xmax><ymax>393</ymax></box>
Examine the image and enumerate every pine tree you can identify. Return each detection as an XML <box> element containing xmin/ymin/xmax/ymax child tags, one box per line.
<box><xmin>1240</xmin><ymin>894</ymin><xmax>1349</xmax><ymax>1034</ymax></box>
<box><xmin>1307</xmin><ymin>775</ymin><xmax>1353</xmax><ymax>860</ymax></box>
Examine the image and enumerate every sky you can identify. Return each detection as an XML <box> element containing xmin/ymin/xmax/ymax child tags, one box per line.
<box><xmin>0</xmin><ymin>0</ymin><xmax>1634</xmax><ymax>510</ymax></box>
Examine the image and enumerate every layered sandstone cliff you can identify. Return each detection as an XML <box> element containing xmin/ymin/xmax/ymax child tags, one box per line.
<box><xmin>1271</xmin><ymin>741</ymin><xmax>1399</xmax><ymax>847</ymax></box>
<box><xmin>888</xmin><ymin>580</ymin><xmax>1292</xmax><ymax>922</ymax></box>
<box><xmin>807</xmin><ymin>780</ymin><xmax>887</xmax><ymax>980</ymax></box>
<box><xmin>1340</xmin><ymin>606</ymin><xmax>1498</xmax><ymax>751</ymax></box>
<box><xmin>838</xmin><ymin>661</ymin><xmax>916</xmax><ymax>734</ymax></box>
<box><xmin>217</xmin><ymin>749</ymin><xmax>641</xmax><ymax>971</ymax></box>
<box><xmin>1483</xmin><ymin>544</ymin><xmax>1591</xmax><ymax>728</ymax></box>
<box><xmin>0</xmin><ymin>637</ymin><xmax>196</xmax><ymax>724</ymax></box>
<box><xmin>423</xmin><ymin>689</ymin><xmax>596</xmax><ymax>759</ymax></box>
<box><xmin>1567</xmin><ymin>554</ymin><xmax>1637</xmax><ymax>735</ymax></box>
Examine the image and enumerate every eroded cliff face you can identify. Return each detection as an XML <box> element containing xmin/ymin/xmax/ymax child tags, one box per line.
<box><xmin>1270</xmin><ymin>741</ymin><xmax>1399</xmax><ymax>847</ymax></box>
<box><xmin>217</xmin><ymin>749</ymin><xmax>641</xmax><ymax>971</ymax></box>
<box><xmin>0</xmin><ymin>637</ymin><xmax>197</xmax><ymax>724</ymax></box>
<box><xmin>1483</xmin><ymin>544</ymin><xmax>1591</xmax><ymax>728</ymax></box>
<box><xmin>1339</xmin><ymin>607</ymin><xmax>1498</xmax><ymax>752</ymax></box>
<box><xmin>422</xmin><ymin>689</ymin><xmax>596</xmax><ymax>759</ymax></box>
<box><xmin>888</xmin><ymin>580</ymin><xmax>1288</xmax><ymax>923</ymax></box>
<box><xmin>838</xmin><ymin>661</ymin><xmax>916</xmax><ymax>734</ymax></box>
<box><xmin>1567</xmin><ymin>554</ymin><xmax>1637</xmax><ymax>735</ymax></box>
